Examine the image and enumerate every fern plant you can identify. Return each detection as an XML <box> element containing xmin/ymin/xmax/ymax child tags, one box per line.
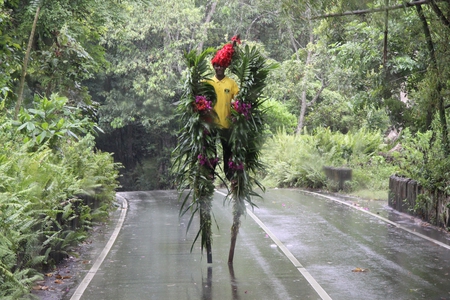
<box><xmin>0</xmin><ymin>109</ymin><xmax>120</xmax><ymax>298</ymax></box>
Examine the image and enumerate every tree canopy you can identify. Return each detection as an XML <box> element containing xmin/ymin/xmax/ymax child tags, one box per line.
<box><xmin>2</xmin><ymin>0</ymin><xmax>450</xmax><ymax>196</ymax></box>
<box><xmin>2</xmin><ymin>0</ymin><xmax>450</xmax><ymax>296</ymax></box>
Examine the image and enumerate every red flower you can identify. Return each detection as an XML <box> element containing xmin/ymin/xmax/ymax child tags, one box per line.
<box><xmin>194</xmin><ymin>95</ymin><xmax>212</xmax><ymax>112</ymax></box>
<box><xmin>211</xmin><ymin>44</ymin><xmax>234</xmax><ymax>67</ymax></box>
<box><xmin>231</xmin><ymin>35</ymin><xmax>241</xmax><ymax>44</ymax></box>
<box><xmin>211</xmin><ymin>36</ymin><xmax>240</xmax><ymax>67</ymax></box>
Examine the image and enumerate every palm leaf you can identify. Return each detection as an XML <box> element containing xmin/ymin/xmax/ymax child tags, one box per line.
<box><xmin>171</xmin><ymin>48</ymin><xmax>219</xmax><ymax>262</ymax></box>
<box><xmin>226</xmin><ymin>43</ymin><xmax>277</xmax><ymax>263</ymax></box>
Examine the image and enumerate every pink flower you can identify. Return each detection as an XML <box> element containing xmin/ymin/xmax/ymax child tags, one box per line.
<box><xmin>232</xmin><ymin>100</ymin><xmax>252</xmax><ymax>120</ymax></box>
<box><xmin>228</xmin><ymin>160</ymin><xmax>244</xmax><ymax>171</ymax></box>
<box><xmin>194</xmin><ymin>95</ymin><xmax>212</xmax><ymax>112</ymax></box>
<box><xmin>198</xmin><ymin>154</ymin><xmax>218</xmax><ymax>168</ymax></box>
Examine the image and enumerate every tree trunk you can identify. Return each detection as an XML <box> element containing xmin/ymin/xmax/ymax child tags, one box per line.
<box><xmin>428</xmin><ymin>0</ymin><xmax>450</xmax><ymax>29</ymax></box>
<box><xmin>296</xmin><ymin>9</ymin><xmax>313</xmax><ymax>135</ymax></box>
<box><xmin>297</xmin><ymin>89</ymin><xmax>308</xmax><ymax>134</ymax></box>
<box><xmin>383</xmin><ymin>0</ymin><xmax>389</xmax><ymax>68</ymax></box>
<box><xmin>15</xmin><ymin>6</ymin><xmax>40</xmax><ymax>119</ymax></box>
<box><xmin>197</xmin><ymin>1</ymin><xmax>218</xmax><ymax>52</ymax></box>
<box><xmin>287</xmin><ymin>25</ymin><xmax>299</xmax><ymax>60</ymax></box>
<box><xmin>311</xmin><ymin>0</ymin><xmax>433</xmax><ymax>20</ymax></box>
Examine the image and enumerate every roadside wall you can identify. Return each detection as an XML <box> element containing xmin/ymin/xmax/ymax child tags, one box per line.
<box><xmin>388</xmin><ymin>175</ymin><xmax>450</xmax><ymax>229</ymax></box>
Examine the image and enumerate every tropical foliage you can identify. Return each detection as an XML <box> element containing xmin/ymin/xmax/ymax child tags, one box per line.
<box><xmin>262</xmin><ymin>127</ymin><xmax>398</xmax><ymax>195</ymax></box>
<box><xmin>0</xmin><ymin>95</ymin><xmax>120</xmax><ymax>298</ymax></box>
<box><xmin>226</xmin><ymin>44</ymin><xmax>277</xmax><ymax>263</ymax></box>
<box><xmin>172</xmin><ymin>41</ymin><xmax>275</xmax><ymax>264</ymax></box>
<box><xmin>0</xmin><ymin>0</ymin><xmax>123</xmax><ymax>296</ymax></box>
<box><xmin>172</xmin><ymin>47</ymin><xmax>217</xmax><ymax>263</ymax></box>
<box><xmin>2</xmin><ymin>0</ymin><xmax>450</xmax><ymax>295</ymax></box>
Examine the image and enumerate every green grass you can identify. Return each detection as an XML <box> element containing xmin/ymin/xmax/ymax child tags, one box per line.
<box><xmin>349</xmin><ymin>189</ymin><xmax>388</xmax><ymax>201</ymax></box>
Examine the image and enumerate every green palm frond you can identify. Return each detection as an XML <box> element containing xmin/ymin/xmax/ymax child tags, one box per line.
<box><xmin>228</xmin><ymin>44</ymin><xmax>278</xmax><ymax>203</ymax></box>
<box><xmin>172</xmin><ymin>48</ymin><xmax>218</xmax><ymax>261</ymax></box>
<box><xmin>227</xmin><ymin>43</ymin><xmax>277</xmax><ymax>264</ymax></box>
<box><xmin>182</xmin><ymin>48</ymin><xmax>216</xmax><ymax>103</ymax></box>
<box><xmin>231</xmin><ymin>45</ymin><xmax>277</xmax><ymax>106</ymax></box>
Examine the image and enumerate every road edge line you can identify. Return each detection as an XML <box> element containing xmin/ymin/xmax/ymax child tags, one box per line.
<box><xmin>303</xmin><ymin>190</ymin><xmax>450</xmax><ymax>251</ymax></box>
<box><xmin>70</xmin><ymin>194</ymin><xmax>128</xmax><ymax>300</ymax></box>
<box><xmin>215</xmin><ymin>190</ymin><xmax>333</xmax><ymax>300</ymax></box>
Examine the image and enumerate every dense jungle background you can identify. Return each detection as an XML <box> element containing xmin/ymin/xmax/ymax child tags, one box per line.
<box><xmin>1</xmin><ymin>0</ymin><xmax>450</xmax><ymax>298</ymax></box>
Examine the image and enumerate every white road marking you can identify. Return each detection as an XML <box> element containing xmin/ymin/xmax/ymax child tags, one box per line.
<box><xmin>69</xmin><ymin>189</ymin><xmax>450</xmax><ymax>300</ymax></box>
<box><xmin>70</xmin><ymin>194</ymin><xmax>128</xmax><ymax>300</ymax></box>
<box><xmin>304</xmin><ymin>190</ymin><xmax>450</xmax><ymax>251</ymax></box>
<box><xmin>215</xmin><ymin>190</ymin><xmax>333</xmax><ymax>300</ymax></box>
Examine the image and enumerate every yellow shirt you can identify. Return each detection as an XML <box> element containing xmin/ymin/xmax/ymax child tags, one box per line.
<box><xmin>210</xmin><ymin>76</ymin><xmax>239</xmax><ymax>129</ymax></box>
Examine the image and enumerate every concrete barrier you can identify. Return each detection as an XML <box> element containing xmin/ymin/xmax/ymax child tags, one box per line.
<box><xmin>323</xmin><ymin>166</ymin><xmax>352</xmax><ymax>191</ymax></box>
<box><xmin>388</xmin><ymin>175</ymin><xmax>449</xmax><ymax>229</ymax></box>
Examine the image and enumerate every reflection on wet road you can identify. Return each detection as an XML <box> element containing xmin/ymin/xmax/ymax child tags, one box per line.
<box><xmin>71</xmin><ymin>189</ymin><xmax>450</xmax><ymax>300</ymax></box>
<box><xmin>253</xmin><ymin>189</ymin><xmax>450</xmax><ymax>300</ymax></box>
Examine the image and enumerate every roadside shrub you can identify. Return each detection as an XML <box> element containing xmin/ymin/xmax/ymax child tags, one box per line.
<box><xmin>261</xmin><ymin>127</ymin><xmax>397</xmax><ymax>194</ymax></box>
<box><xmin>261</xmin><ymin>130</ymin><xmax>327</xmax><ymax>188</ymax></box>
<box><xmin>397</xmin><ymin>123</ymin><xmax>450</xmax><ymax>223</ymax></box>
<box><xmin>0</xmin><ymin>94</ymin><xmax>120</xmax><ymax>299</ymax></box>
<box><xmin>262</xmin><ymin>99</ymin><xmax>297</xmax><ymax>135</ymax></box>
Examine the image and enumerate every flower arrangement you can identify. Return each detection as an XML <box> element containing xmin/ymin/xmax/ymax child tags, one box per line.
<box><xmin>194</xmin><ymin>95</ymin><xmax>212</xmax><ymax>113</ymax></box>
<box><xmin>231</xmin><ymin>100</ymin><xmax>252</xmax><ymax>120</ymax></box>
<box><xmin>172</xmin><ymin>39</ymin><xmax>277</xmax><ymax>265</ymax></box>
<box><xmin>211</xmin><ymin>35</ymin><xmax>241</xmax><ymax>67</ymax></box>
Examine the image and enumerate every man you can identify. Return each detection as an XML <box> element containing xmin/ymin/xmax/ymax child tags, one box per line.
<box><xmin>209</xmin><ymin>37</ymin><xmax>240</xmax><ymax>180</ymax></box>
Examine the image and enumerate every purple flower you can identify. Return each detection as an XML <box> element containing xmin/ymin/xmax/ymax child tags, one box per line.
<box><xmin>228</xmin><ymin>160</ymin><xmax>244</xmax><ymax>170</ymax></box>
<box><xmin>231</xmin><ymin>100</ymin><xmax>251</xmax><ymax>120</ymax></box>
<box><xmin>198</xmin><ymin>154</ymin><xmax>218</xmax><ymax>168</ymax></box>
<box><xmin>194</xmin><ymin>95</ymin><xmax>212</xmax><ymax>112</ymax></box>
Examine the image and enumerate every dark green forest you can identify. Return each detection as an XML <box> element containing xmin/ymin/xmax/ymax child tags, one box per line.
<box><xmin>1</xmin><ymin>0</ymin><xmax>450</xmax><ymax>297</ymax></box>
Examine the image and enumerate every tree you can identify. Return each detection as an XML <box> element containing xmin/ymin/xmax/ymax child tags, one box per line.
<box><xmin>310</xmin><ymin>0</ymin><xmax>450</xmax><ymax>150</ymax></box>
<box><xmin>274</xmin><ymin>1</ymin><xmax>330</xmax><ymax>134</ymax></box>
<box><xmin>0</xmin><ymin>1</ymin><xmax>22</xmax><ymax>108</ymax></box>
<box><xmin>14</xmin><ymin>3</ymin><xmax>40</xmax><ymax>119</ymax></box>
<box><xmin>415</xmin><ymin>3</ymin><xmax>449</xmax><ymax>154</ymax></box>
<box><xmin>1</xmin><ymin>0</ymin><xmax>124</xmax><ymax>120</ymax></box>
<box><xmin>91</xmin><ymin>0</ymin><xmax>210</xmax><ymax>189</ymax></box>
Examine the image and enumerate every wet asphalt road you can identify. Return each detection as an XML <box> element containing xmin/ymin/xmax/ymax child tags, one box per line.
<box><xmin>66</xmin><ymin>189</ymin><xmax>450</xmax><ymax>300</ymax></box>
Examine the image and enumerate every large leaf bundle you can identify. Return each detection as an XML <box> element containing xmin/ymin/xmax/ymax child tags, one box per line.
<box><xmin>227</xmin><ymin>45</ymin><xmax>276</xmax><ymax>203</ymax></box>
<box><xmin>172</xmin><ymin>48</ymin><xmax>217</xmax><ymax>262</ymax></box>
<box><xmin>172</xmin><ymin>43</ymin><xmax>276</xmax><ymax>264</ymax></box>
<box><xmin>226</xmin><ymin>45</ymin><xmax>277</xmax><ymax>263</ymax></box>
